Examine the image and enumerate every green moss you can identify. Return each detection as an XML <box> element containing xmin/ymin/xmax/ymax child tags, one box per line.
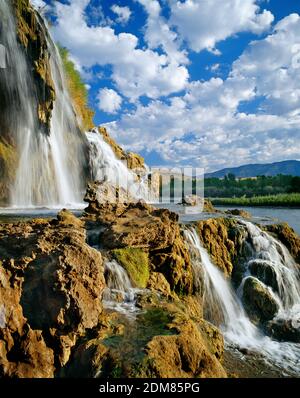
<box><xmin>112</xmin><ymin>247</ymin><xmax>150</xmax><ymax>288</ymax></box>
<box><xmin>58</xmin><ymin>46</ymin><xmax>94</xmax><ymax>130</ymax></box>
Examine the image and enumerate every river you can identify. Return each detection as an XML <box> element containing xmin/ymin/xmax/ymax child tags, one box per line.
<box><xmin>215</xmin><ymin>205</ymin><xmax>300</xmax><ymax>236</ymax></box>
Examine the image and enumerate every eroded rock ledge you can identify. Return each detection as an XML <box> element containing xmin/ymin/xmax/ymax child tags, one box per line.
<box><xmin>0</xmin><ymin>211</ymin><xmax>104</xmax><ymax>377</ymax></box>
<box><xmin>0</xmin><ymin>182</ymin><xmax>228</xmax><ymax>378</ymax></box>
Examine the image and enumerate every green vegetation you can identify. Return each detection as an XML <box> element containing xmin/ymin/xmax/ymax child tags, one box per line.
<box><xmin>205</xmin><ymin>174</ymin><xmax>300</xmax><ymax>198</ymax></box>
<box><xmin>58</xmin><ymin>46</ymin><xmax>94</xmax><ymax>130</ymax></box>
<box><xmin>112</xmin><ymin>247</ymin><xmax>150</xmax><ymax>288</ymax></box>
<box><xmin>211</xmin><ymin>193</ymin><xmax>300</xmax><ymax>207</ymax></box>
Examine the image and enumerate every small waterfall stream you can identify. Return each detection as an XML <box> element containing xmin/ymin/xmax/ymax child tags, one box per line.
<box><xmin>86</xmin><ymin>129</ymin><xmax>151</xmax><ymax>202</ymax></box>
<box><xmin>184</xmin><ymin>227</ymin><xmax>300</xmax><ymax>375</ymax></box>
<box><xmin>240</xmin><ymin>221</ymin><xmax>300</xmax><ymax>318</ymax></box>
<box><xmin>103</xmin><ymin>260</ymin><xmax>140</xmax><ymax>315</ymax></box>
<box><xmin>0</xmin><ymin>1</ymin><xmax>86</xmax><ymax>207</ymax></box>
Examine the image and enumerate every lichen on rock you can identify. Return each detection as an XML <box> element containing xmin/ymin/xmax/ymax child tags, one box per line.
<box><xmin>112</xmin><ymin>247</ymin><xmax>150</xmax><ymax>288</ymax></box>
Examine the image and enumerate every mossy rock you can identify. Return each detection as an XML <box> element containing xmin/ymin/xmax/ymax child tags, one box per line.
<box><xmin>112</xmin><ymin>247</ymin><xmax>150</xmax><ymax>288</ymax></box>
<box><xmin>242</xmin><ymin>276</ymin><xmax>279</xmax><ymax>323</ymax></box>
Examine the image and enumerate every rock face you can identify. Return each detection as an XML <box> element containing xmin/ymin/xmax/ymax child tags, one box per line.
<box><xmin>13</xmin><ymin>0</ymin><xmax>56</xmax><ymax>133</ymax></box>
<box><xmin>196</xmin><ymin>218</ymin><xmax>240</xmax><ymax>276</ymax></box>
<box><xmin>0</xmin><ymin>210</ymin><xmax>105</xmax><ymax>377</ymax></box>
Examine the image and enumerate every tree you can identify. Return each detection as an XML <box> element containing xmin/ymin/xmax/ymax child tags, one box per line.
<box><xmin>289</xmin><ymin>176</ymin><xmax>300</xmax><ymax>193</ymax></box>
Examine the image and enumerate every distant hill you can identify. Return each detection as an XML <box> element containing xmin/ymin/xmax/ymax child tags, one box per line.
<box><xmin>205</xmin><ymin>160</ymin><xmax>300</xmax><ymax>179</ymax></box>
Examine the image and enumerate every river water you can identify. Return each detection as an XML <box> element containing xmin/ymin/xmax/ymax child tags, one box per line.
<box><xmin>215</xmin><ymin>205</ymin><xmax>300</xmax><ymax>236</ymax></box>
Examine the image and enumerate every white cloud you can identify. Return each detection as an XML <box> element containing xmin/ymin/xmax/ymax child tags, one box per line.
<box><xmin>51</xmin><ymin>0</ymin><xmax>188</xmax><ymax>100</ymax></box>
<box><xmin>137</xmin><ymin>0</ymin><xmax>188</xmax><ymax>64</ymax></box>
<box><xmin>111</xmin><ymin>4</ymin><xmax>131</xmax><ymax>24</ymax></box>
<box><xmin>169</xmin><ymin>0</ymin><xmax>274</xmax><ymax>52</ymax></box>
<box><xmin>105</xmin><ymin>14</ymin><xmax>300</xmax><ymax>171</ymax></box>
<box><xmin>97</xmin><ymin>88</ymin><xmax>122</xmax><ymax>114</ymax></box>
<box><xmin>231</xmin><ymin>13</ymin><xmax>300</xmax><ymax>115</ymax></box>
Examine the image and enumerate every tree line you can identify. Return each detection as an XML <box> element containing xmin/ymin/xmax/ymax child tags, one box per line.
<box><xmin>204</xmin><ymin>174</ymin><xmax>300</xmax><ymax>198</ymax></box>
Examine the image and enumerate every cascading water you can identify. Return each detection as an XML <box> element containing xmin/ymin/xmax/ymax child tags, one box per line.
<box><xmin>184</xmin><ymin>227</ymin><xmax>300</xmax><ymax>375</ymax></box>
<box><xmin>103</xmin><ymin>259</ymin><xmax>140</xmax><ymax>315</ymax></box>
<box><xmin>86</xmin><ymin>129</ymin><xmax>151</xmax><ymax>202</ymax></box>
<box><xmin>240</xmin><ymin>221</ymin><xmax>300</xmax><ymax>320</ymax></box>
<box><xmin>0</xmin><ymin>1</ymin><xmax>86</xmax><ymax>207</ymax></box>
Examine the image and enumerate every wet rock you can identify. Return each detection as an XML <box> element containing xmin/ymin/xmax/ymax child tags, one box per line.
<box><xmin>266</xmin><ymin>223</ymin><xmax>300</xmax><ymax>264</ymax></box>
<box><xmin>13</xmin><ymin>0</ymin><xmax>56</xmax><ymax>133</ymax></box>
<box><xmin>248</xmin><ymin>260</ymin><xmax>279</xmax><ymax>293</ymax></box>
<box><xmin>242</xmin><ymin>277</ymin><xmax>279</xmax><ymax>323</ymax></box>
<box><xmin>196</xmin><ymin>218</ymin><xmax>237</xmax><ymax>276</ymax></box>
<box><xmin>266</xmin><ymin>318</ymin><xmax>300</xmax><ymax>343</ymax></box>
<box><xmin>111</xmin><ymin>247</ymin><xmax>150</xmax><ymax>288</ymax></box>
<box><xmin>225</xmin><ymin>209</ymin><xmax>251</xmax><ymax>219</ymax></box>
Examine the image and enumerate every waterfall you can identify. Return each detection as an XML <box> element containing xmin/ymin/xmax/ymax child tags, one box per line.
<box><xmin>184</xmin><ymin>227</ymin><xmax>300</xmax><ymax>375</ymax></box>
<box><xmin>103</xmin><ymin>260</ymin><xmax>140</xmax><ymax>315</ymax></box>
<box><xmin>0</xmin><ymin>1</ymin><xmax>86</xmax><ymax>208</ymax></box>
<box><xmin>240</xmin><ymin>221</ymin><xmax>300</xmax><ymax>319</ymax></box>
<box><xmin>86</xmin><ymin>129</ymin><xmax>150</xmax><ymax>202</ymax></box>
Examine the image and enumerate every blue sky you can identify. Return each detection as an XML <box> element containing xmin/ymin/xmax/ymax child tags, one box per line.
<box><xmin>32</xmin><ymin>0</ymin><xmax>300</xmax><ymax>172</ymax></box>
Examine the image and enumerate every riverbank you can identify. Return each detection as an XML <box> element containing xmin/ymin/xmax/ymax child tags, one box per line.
<box><xmin>211</xmin><ymin>193</ymin><xmax>300</xmax><ymax>207</ymax></box>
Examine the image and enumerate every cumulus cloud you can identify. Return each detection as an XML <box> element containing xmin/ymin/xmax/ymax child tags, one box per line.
<box><xmin>51</xmin><ymin>0</ymin><xmax>188</xmax><ymax>100</ymax></box>
<box><xmin>97</xmin><ymin>88</ymin><xmax>122</xmax><ymax>114</ymax></box>
<box><xmin>47</xmin><ymin>1</ymin><xmax>300</xmax><ymax>171</ymax></box>
<box><xmin>137</xmin><ymin>0</ymin><xmax>188</xmax><ymax>64</ymax></box>
<box><xmin>106</xmin><ymin>14</ymin><xmax>300</xmax><ymax>171</ymax></box>
<box><xmin>169</xmin><ymin>0</ymin><xmax>274</xmax><ymax>52</ymax></box>
<box><xmin>231</xmin><ymin>13</ymin><xmax>300</xmax><ymax>115</ymax></box>
<box><xmin>111</xmin><ymin>4</ymin><xmax>131</xmax><ymax>24</ymax></box>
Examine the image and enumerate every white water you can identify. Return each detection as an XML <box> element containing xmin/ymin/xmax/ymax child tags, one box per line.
<box><xmin>240</xmin><ymin>221</ymin><xmax>300</xmax><ymax>320</ymax></box>
<box><xmin>0</xmin><ymin>1</ymin><xmax>86</xmax><ymax>207</ymax></box>
<box><xmin>86</xmin><ymin>129</ymin><xmax>151</xmax><ymax>202</ymax></box>
<box><xmin>103</xmin><ymin>260</ymin><xmax>140</xmax><ymax>315</ymax></box>
<box><xmin>184</xmin><ymin>227</ymin><xmax>300</xmax><ymax>375</ymax></box>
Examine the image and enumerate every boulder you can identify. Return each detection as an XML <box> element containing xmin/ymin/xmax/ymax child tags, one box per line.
<box><xmin>248</xmin><ymin>260</ymin><xmax>279</xmax><ymax>293</ymax></box>
<box><xmin>242</xmin><ymin>277</ymin><xmax>279</xmax><ymax>323</ymax></box>
<box><xmin>225</xmin><ymin>209</ymin><xmax>251</xmax><ymax>219</ymax></box>
<box><xmin>266</xmin><ymin>318</ymin><xmax>300</xmax><ymax>343</ymax></box>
